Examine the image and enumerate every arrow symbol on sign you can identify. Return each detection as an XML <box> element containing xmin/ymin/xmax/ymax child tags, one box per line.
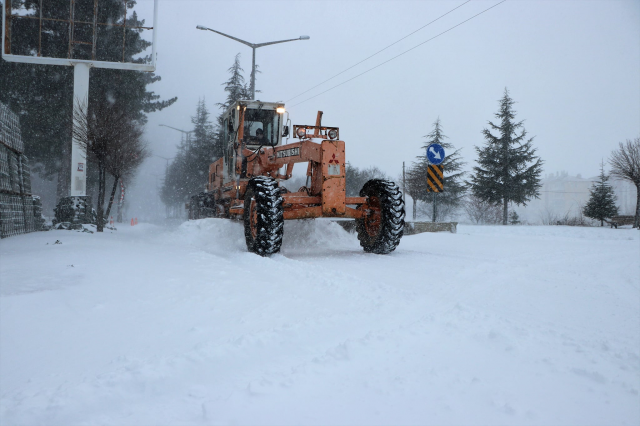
<box><xmin>429</xmin><ymin>146</ymin><xmax>442</xmax><ymax>161</ymax></box>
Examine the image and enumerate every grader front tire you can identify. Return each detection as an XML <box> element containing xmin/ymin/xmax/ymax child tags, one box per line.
<box><xmin>243</xmin><ymin>177</ymin><xmax>284</xmax><ymax>256</ymax></box>
<box><xmin>356</xmin><ymin>179</ymin><xmax>405</xmax><ymax>254</ymax></box>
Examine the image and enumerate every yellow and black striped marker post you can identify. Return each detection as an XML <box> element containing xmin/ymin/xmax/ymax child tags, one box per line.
<box><xmin>426</xmin><ymin>165</ymin><xmax>444</xmax><ymax>192</ymax></box>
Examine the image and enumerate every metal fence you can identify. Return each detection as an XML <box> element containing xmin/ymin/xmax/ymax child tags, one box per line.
<box><xmin>0</xmin><ymin>102</ymin><xmax>43</xmax><ymax>238</ymax></box>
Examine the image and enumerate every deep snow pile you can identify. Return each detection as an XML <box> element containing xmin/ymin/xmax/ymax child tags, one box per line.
<box><xmin>0</xmin><ymin>220</ymin><xmax>638</xmax><ymax>426</ymax></box>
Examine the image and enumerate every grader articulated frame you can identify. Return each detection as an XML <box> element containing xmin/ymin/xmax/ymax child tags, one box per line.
<box><xmin>188</xmin><ymin>100</ymin><xmax>404</xmax><ymax>256</ymax></box>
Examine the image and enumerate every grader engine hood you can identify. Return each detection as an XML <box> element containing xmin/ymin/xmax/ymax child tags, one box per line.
<box><xmin>258</xmin><ymin>140</ymin><xmax>346</xmax><ymax>216</ymax></box>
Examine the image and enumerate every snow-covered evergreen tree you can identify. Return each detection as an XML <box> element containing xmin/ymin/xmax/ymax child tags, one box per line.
<box><xmin>161</xmin><ymin>54</ymin><xmax>253</xmax><ymax>209</ymax></box>
<box><xmin>509</xmin><ymin>210</ymin><xmax>521</xmax><ymax>225</ymax></box>
<box><xmin>188</xmin><ymin>99</ymin><xmax>217</xmax><ymax>191</ymax></box>
<box><xmin>583</xmin><ymin>163</ymin><xmax>619</xmax><ymax>226</ymax></box>
<box><xmin>469</xmin><ymin>89</ymin><xmax>543</xmax><ymax>225</ymax></box>
<box><xmin>219</xmin><ymin>54</ymin><xmax>250</xmax><ymax>109</ymax></box>
<box><xmin>160</xmin><ymin>99</ymin><xmax>216</xmax><ymax>204</ymax></box>
<box><xmin>213</xmin><ymin>54</ymin><xmax>251</xmax><ymax>162</ymax></box>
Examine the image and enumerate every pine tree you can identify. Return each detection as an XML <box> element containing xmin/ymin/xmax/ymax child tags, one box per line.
<box><xmin>188</xmin><ymin>99</ymin><xmax>217</xmax><ymax>194</ymax></box>
<box><xmin>470</xmin><ymin>89</ymin><xmax>543</xmax><ymax>225</ymax></box>
<box><xmin>212</xmin><ymin>53</ymin><xmax>251</xmax><ymax>162</ymax></box>
<box><xmin>163</xmin><ymin>99</ymin><xmax>217</xmax><ymax>203</ymax></box>
<box><xmin>583</xmin><ymin>163</ymin><xmax>619</xmax><ymax>226</ymax></box>
<box><xmin>162</xmin><ymin>54</ymin><xmax>250</xmax><ymax>209</ymax></box>
<box><xmin>406</xmin><ymin>118</ymin><xmax>466</xmax><ymax>222</ymax></box>
<box><xmin>219</xmin><ymin>54</ymin><xmax>250</xmax><ymax>109</ymax></box>
<box><xmin>161</xmin><ymin>147</ymin><xmax>187</xmax><ymax>210</ymax></box>
<box><xmin>509</xmin><ymin>210</ymin><xmax>521</xmax><ymax>225</ymax></box>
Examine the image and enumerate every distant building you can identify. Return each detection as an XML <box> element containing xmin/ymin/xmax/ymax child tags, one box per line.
<box><xmin>612</xmin><ymin>177</ymin><xmax>637</xmax><ymax>216</ymax></box>
<box><xmin>514</xmin><ymin>171</ymin><xmax>636</xmax><ymax>224</ymax></box>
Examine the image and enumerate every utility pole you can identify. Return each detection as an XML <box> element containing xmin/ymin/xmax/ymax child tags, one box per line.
<box><xmin>159</xmin><ymin>125</ymin><xmax>193</xmax><ymax>148</ymax></box>
<box><xmin>402</xmin><ymin>162</ymin><xmax>406</xmax><ymax>205</ymax></box>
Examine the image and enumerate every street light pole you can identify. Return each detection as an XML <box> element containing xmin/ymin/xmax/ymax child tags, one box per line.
<box><xmin>152</xmin><ymin>154</ymin><xmax>175</xmax><ymax>219</ymax></box>
<box><xmin>196</xmin><ymin>25</ymin><xmax>309</xmax><ymax>100</ymax></box>
<box><xmin>153</xmin><ymin>154</ymin><xmax>174</xmax><ymax>177</ymax></box>
<box><xmin>159</xmin><ymin>124</ymin><xmax>194</xmax><ymax>148</ymax></box>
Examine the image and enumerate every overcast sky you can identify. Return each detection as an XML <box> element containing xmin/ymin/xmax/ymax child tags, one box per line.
<box><xmin>125</xmin><ymin>0</ymin><xmax>639</xmax><ymax>211</ymax></box>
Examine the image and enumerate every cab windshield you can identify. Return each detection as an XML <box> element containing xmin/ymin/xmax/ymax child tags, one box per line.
<box><xmin>244</xmin><ymin>108</ymin><xmax>280</xmax><ymax>147</ymax></box>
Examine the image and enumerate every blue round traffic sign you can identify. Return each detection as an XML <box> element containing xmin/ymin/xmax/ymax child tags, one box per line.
<box><xmin>426</xmin><ymin>143</ymin><xmax>445</xmax><ymax>165</ymax></box>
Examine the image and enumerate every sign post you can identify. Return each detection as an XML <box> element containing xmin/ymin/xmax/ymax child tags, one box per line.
<box><xmin>71</xmin><ymin>62</ymin><xmax>90</xmax><ymax>196</ymax></box>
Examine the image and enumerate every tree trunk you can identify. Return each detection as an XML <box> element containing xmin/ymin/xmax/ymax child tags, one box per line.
<box><xmin>635</xmin><ymin>184</ymin><xmax>640</xmax><ymax>229</ymax></box>
<box><xmin>600</xmin><ymin>219</ymin><xmax>604</xmax><ymax>227</ymax></box>
<box><xmin>117</xmin><ymin>180</ymin><xmax>125</xmax><ymax>223</ymax></box>
<box><xmin>503</xmin><ymin>198</ymin><xmax>508</xmax><ymax>225</ymax></box>
<box><xmin>104</xmin><ymin>176</ymin><xmax>119</xmax><ymax>224</ymax></box>
<box><xmin>96</xmin><ymin>164</ymin><xmax>106</xmax><ymax>232</ymax></box>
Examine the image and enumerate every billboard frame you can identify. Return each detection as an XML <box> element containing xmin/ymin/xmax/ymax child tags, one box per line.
<box><xmin>2</xmin><ymin>0</ymin><xmax>159</xmax><ymax>198</ymax></box>
<box><xmin>2</xmin><ymin>0</ymin><xmax>158</xmax><ymax>71</ymax></box>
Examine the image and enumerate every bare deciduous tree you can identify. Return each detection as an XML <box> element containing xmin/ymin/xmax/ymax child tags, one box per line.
<box><xmin>464</xmin><ymin>195</ymin><xmax>503</xmax><ymax>224</ymax></box>
<box><xmin>103</xmin><ymin>127</ymin><xmax>148</xmax><ymax>222</ymax></box>
<box><xmin>73</xmin><ymin>98</ymin><xmax>146</xmax><ymax>232</ymax></box>
<box><xmin>609</xmin><ymin>137</ymin><xmax>640</xmax><ymax>228</ymax></box>
<box><xmin>345</xmin><ymin>163</ymin><xmax>388</xmax><ymax>197</ymax></box>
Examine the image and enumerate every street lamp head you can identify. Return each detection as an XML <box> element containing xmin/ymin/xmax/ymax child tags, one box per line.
<box><xmin>299</xmin><ymin>35</ymin><xmax>310</xmax><ymax>40</ymax></box>
<box><xmin>196</xmin><ymin>25</ymin><xmax>207</xmax><ymax>30</ymax></box>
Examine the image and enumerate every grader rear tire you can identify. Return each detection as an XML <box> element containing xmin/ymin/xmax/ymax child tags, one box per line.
<box><xmin>243</xmin><ymin>177</ymin><xmax>284</xmax><ymax>256</ymax></box>
<box><xmin>356</xmin><ymin>179</ymin><xmax>405</xmax><ymax>254</ymax></box>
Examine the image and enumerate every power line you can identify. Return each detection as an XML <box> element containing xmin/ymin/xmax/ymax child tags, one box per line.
<box><xmin>290</xmin><ymin>0</ymin><xmax>507</xmax><ymax>108</ymax></box>
<box><xmin>286</xmin><ymin>0</ymin><xmax>471</xmax><ymax>103</ymax></box>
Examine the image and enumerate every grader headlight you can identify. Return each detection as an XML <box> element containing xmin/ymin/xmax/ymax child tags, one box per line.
<box><xmin>328</xmin><ymin>129</ymin><xmax>338</xmax><ymax>140</ymax></box>
<box><xmin>276</xmin><ymin>107</ymin><xmax>285</xmax><ymax>114</ymax></box>
<box><xmin>296</xmin><ymin>127</ymin><xmax>307</xmax><ymax>138</ymax></box>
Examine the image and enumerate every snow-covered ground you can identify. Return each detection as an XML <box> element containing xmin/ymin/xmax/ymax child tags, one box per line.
<box><xmin>1</xmin><ymin>220</ymin><xmax>638</xmax><ymax>426</ymax></box>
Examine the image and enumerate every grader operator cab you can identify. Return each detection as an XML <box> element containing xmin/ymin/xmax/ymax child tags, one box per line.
<box><xmin>188</xmin><ymin>100</ymin><xmax>405</xmax><ymax>256</ymax></box>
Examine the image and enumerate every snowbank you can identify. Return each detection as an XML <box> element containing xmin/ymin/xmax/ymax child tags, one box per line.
<box><xmin>1</xmin><ymin>222</ymin><xmax>638</xmax><ymax>425</ymax></box>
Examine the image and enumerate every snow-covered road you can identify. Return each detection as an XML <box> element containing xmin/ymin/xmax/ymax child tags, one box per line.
<box><xmin>1</xmin><ymin>220</ymin><xmax>638</xmax><ymax>425</ymax></box>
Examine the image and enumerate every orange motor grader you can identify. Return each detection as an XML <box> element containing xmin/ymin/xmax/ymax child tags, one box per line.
<box><xmin>188</xmin><ymin>100</ymin><xmax>404</xmax><ymax>256</ymax></box>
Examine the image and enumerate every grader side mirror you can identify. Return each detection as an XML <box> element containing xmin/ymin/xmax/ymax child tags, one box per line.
<box><xmin>228</xmin><ymin>121</ymin><xmax>234</xmax><ymax>132</ymax></box>
<box><xmin>282</xmin><ymin>126</ymin><xmax>289</xmax><ymax>137</ymax></box>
